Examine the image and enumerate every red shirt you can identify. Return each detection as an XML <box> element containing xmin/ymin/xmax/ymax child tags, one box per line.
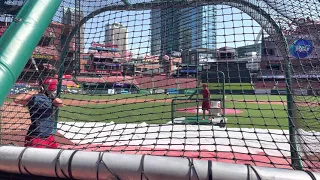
<box><xmin>202</xmin><ymin>88</ymin><xmax>210</xmax><ymax>101</ymax></box>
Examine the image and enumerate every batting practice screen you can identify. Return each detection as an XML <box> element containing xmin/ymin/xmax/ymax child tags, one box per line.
<box><xmin>0</xmin><ymin>0</ymin><xmax>319</xmax><ymax>179</ymax></box>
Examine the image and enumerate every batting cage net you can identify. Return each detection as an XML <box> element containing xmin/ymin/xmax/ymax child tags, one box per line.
<box><xmin>0</xmin><ymin>0</ymin><xmax>320</xmax><ymax>179</ymax></box>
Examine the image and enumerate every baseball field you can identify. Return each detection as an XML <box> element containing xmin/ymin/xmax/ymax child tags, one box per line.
<box><xmin>56</xmin><ymin>93</ymin><xmax>319</xmax><ymax>130</ymax></box>
<box><xmin>1</xmin><ymin>90</ymin><xmax>319</xmax><ymax>171</ymax></box>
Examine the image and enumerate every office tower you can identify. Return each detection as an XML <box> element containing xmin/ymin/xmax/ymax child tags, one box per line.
<box><xmin>150</xmin><ymin>5</ymin><xmax>216</xmax><ymax>56</ymax></box>
<box><xmin>105</xmin><ymin>22</ymin><xmax>128</xmax><ymax>52</ymax></box>
<box><xmin>62</xmin><ymin>7</ymin><xmax>85</xmax><ymax>52</ymax></box>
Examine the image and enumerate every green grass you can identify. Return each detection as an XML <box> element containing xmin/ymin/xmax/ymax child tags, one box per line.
<box><xmin>57</xmin><ymin>94</ymin><xmax>319</xmax><ymax>131</ymax></box>
<box><xmin>61</xmin><ymin>93</ymin><xmax>188</xmax><ymax>101</ymax></box>
<box><xmin>58</xmin><ymin>100</ymin><xmax>289</xmax><ymax>129</ymax></box>
<box><xmin>59</xmin><ymin>101</ymin><xmax>171</xmax><ymax>124</ymax></box>
<box><xmin>225</xmin><ymin>95</ymin><xmax>286</xmax><ymax>101</ymax></box>
<box><xmin>293</xmin><ymin>106</ymin><xmax>320</xmax><ymax>132</ymax></box>
<box><xmin>223</xmin><ymin>102</ymin><xmax>289</xmax><ymax>129</ymax></box>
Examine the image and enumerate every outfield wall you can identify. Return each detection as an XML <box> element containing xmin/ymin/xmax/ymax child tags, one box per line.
<box><xmin>9</xmin><ymin>84</ymin><xmax>319</xmax><ymax>96</ymax></box>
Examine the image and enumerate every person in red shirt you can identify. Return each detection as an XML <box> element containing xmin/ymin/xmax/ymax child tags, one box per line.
<box><xmin>202</xmin><ymin>83</ymin><xmax>212</xmax><ymax>120</ymax></box>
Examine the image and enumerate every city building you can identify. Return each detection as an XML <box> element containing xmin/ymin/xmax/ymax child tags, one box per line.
<box><xmin>62</xmin><ymin>7</ymin><xmax>85</xmax><ymax>53</ymax></box>
<box><xmin>0</xmin><ymin>20</ymin><xmax>76</xmax><ymax>85</ymax></box>
<box><xmin>150</xmin><ymin>9</ymin><xmax>162</xmax><ymax>56</ymax></box>
<box><xmin>79</xmin><ymin>51</ymin><xmax>123</xmax><ymax>76</ymax></box>
<box><xmin>62</xmin><ymin>6</ymin><xmax>85</xmax><ymax>76</ymax></box>
<box><xmin>150</xmin><ymin>5</ymin><xmax>217</xmax><ymax>56</ymax></box>
<box><xmin>105</xmin><ymin>22</ymin><xmax>128</xmax><ymax>52</ymax></box>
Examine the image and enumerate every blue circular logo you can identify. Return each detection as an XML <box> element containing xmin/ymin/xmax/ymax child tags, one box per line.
<box><xmin>289</xmin><ymin>39</ymin><xmax>313</xmax><ymax>58</ymax></box>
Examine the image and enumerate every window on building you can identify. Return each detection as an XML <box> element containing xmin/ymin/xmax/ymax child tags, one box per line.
<box><xmin>219</xmin><ymin>52</ymin><xmax>233</xmax><ymax>59</ymax></box>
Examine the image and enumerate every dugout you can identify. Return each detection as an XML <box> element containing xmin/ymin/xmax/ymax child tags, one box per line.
<box><xmin>82</xmin><ymin>82</ymin><xmax>139</xmax><ymax>94</ymax></box>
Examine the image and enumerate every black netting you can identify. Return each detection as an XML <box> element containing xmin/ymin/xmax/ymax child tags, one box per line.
<box><xmin>0</xmin><ymin>0</ymin><xmax>319</xmax><ymax>178</ymax></box>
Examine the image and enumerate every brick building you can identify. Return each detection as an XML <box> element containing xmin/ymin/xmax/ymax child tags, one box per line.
<box><xmin>0</xmin><ymin>21</ymin><xmax>76</xmax><ymax>85</ymax></box>
<box><xmin>256</xmin><ymin>18</ymin><xmax>320</xmax><ymax>91</ymax></box>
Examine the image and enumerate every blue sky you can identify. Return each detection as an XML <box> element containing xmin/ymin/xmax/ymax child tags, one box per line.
<box><xmin>81</xmin><ymin>5</ymin><xmax>263</xmax><ymax>55</ymax></box>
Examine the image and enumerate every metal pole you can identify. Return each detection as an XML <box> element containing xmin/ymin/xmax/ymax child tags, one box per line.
<box><xmin>171</xmin><ymin>99</ymin><xmax>175</xmax><ymax>124</ymax></box>
<box><xmin>285</xmin><ymin>57</ymin><xmax>303</xmax><ymax>170</ymax></box>
<box><xmin>218</xmin><ymin>71</ymin><xmax>226</xmax><ymax>123</ymax></box>
<box><xmin>54</xmin><ymin>33</ymin><xmax>68</xmax><ymax>134</ymax></box>
<box><xmin>195</xmin><ymin>51</ymin><xmax>200</xmax><ymax>123</ymax></box>
<box><xmin>0</xmin><ymin>145</ymin><xmax>318</xmax><ymax>180</ymax></box>
<box><xmin>54</xmin><ymin>0</ymin><xmax>81</xmax><ymax>133</ymax></box>
<box><xmin>0</xmin><ymin>0</ymin><xmax>62</xmax><ymax>106</ymax></box>
<box><xmin>275</xmin><ymin>22</ymin><xmax>303</xmax><ymax>170</ymax></box>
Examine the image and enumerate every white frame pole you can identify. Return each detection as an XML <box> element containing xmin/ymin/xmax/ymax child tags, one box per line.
<box><xmin>0</xmin><ymin>146</ymin><xmax>319</xmax><ymax>180</ymax></box>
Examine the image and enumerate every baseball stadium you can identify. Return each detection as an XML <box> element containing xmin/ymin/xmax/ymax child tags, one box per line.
<box><xmin>0</xmin><ymin>0</ymin><xmax>319</xmax><ymax>179</ymax></box>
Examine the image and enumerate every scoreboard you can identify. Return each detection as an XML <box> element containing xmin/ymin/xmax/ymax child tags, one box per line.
<box><xmin>181</xmin><ymin>48</ymin><xmax>216</xmax><ymax>66</ymax></box>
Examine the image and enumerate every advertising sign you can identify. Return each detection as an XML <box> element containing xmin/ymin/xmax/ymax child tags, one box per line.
<box><xmin>155</xmin><ymin>89</ymin><xmax>165</xmax><ymax>94</ymax></box>
<box><xmin>108</xmin><ymin>89</ymin><xmax>115</xmax><ymax>94</ymax></box>
<box><xmin>199</xmin><ymin>53</ymin><xmax>215</xmax><ymax>63</ymax></box>
<box><xmin>168</xmin><ymin>88</ymin><xmax>179</xmax><ymax>94</ymax></box>
<box><xmin>255</xmin><ymin>89</ymin><xmax>271</xmax><ymax>94</ymax></box>
<box><xmin>293</xmin><ymin>89</ymin><xmax>308</xmax><ymax>95</ymax></box>
<box><xmin>289</xmin><ymin>39</ymin><xmax>313</xmax><ymax>58</ymax></box>
<box><xmin>293</xmin><ymin>74</ymin><xmax>320</xmax><ymax>78</ymax></box>
<box><xmin>32</xmin><ymin>54</ymin><xmax>55</xmax><ymax>60</ymax></box>
<box><xmin>114</xmin><ymin>82</ymin><xmax>126</xmax><ymax>87</ymax></box>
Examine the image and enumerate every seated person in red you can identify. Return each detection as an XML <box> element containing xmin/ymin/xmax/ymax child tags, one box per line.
<box><xmin>14</xmin><ymin>77</ymin><xmax>63</xmax><ymax>148</ymax></box>
<box><xmin>202</xmin><ymin>83</ymin><xmax>212</xmax><ymax>120</ymax></box>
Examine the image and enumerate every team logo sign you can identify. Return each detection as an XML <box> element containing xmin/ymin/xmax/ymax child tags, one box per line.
<box><xmin>289</xmin><ymin>39</ymin><xmax>313</xmax><ymax>58</ymax></box>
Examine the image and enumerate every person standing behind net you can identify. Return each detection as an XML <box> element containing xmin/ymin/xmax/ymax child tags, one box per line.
<box><xmin>14</xmin><ymin>77</ymin><xmax>63</xmax><ymax>148</ymax></box>
<box><xmin>202</xmin><ymin>83</ymin><xmax>212</xmax><ymax>120</ymax></box>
